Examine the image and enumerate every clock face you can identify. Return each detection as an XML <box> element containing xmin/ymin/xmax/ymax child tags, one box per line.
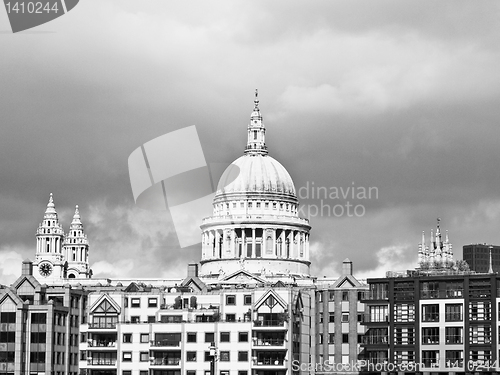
<box><xmin>39</xmin><ymin>263</ymin><xmax>53</xmax><ymax>277</ymax></box>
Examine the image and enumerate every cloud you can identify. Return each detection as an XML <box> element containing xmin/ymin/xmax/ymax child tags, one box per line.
<box><xmin>355</xmin><ymin>245</ymin><xmax>415</xmax><ymax>280</ymax></box>
<box><xmin>0</xmin><ymin>248</ymin><xmax>25</xmax><ymax>285</ymax></box>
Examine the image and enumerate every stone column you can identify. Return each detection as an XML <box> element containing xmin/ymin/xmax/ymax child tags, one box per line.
<box><xmin>242</xmin><ymin>229</ymin><xmax>246</xmax><ymax>258</ymax></box>
<box><xmin>252</xmin><ymin>228</ymin><xmax>256</xmax><ymax>258</ymax></box>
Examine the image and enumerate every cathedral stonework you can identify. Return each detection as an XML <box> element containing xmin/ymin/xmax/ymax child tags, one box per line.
<box><xmin>33</xmin><ymin>193</ymin><xmax>92</xmax><ymax>281</ymax></box>
<box><xmin>200</xmin><ymin>91</ymin><xmax>311</xmax><ymax>278</ymax></box>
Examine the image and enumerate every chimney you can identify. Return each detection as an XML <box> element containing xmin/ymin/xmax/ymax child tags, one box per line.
<box><xmin>22</xmin><ymin>259</ymin><xmax>33</xmax><ymax>276</ymax></box>
<box><xmin>187</xmin><ymin>263</ymin><xmax>199</xmax><ymax>278</ymax></box>
<box><xmin>342</xmin><ymin>258</ymin><xmax>353</xmax><ymax>275</ymax></box>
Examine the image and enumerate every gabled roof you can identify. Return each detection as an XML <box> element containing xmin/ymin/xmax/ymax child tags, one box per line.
<box><xmin>181</xmin><ymin>276</ymin><xmax>207</xmax><ymax>293</ymax></box>
<box><xmin>254</xmin><ymin>289</ymin><xmax>287</xmax><ymax>310</ymax></box>
<box><xmin>332</xmin><ymin>274</ymin><xmax>363</xmax><ymax>288</ymax></box>
<box><xmin>221</xmin><ymin>269</ymin><xmax>266</xmax><ymax>284</ymax></box>
<box><xmin>89</xmin><ymin>293</ymin><xmax>121</xmax><ymax>314</ymax></box>
<box><xmin>272</xmin><ymin>280</ymin><xmax>286</xmax><ymax>288</ymax></box>
<box><xmin>0</xmin><ymin>287</ymin><xmax>25</xmax><ymax>307</ymax></box>
<box><xmin>11</xmin><ymin>274</ymin><xmax>41</xmax><ymax>294</ymax></box>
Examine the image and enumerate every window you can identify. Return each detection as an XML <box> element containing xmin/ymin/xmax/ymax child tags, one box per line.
<box><xmin>357</xmin><ymin>313</ymin><xmax>363</xmax><ymax>322</ymax></box>
<box><xmin>140</xmin><ymin>372</ymin><xmax>149</xmax><ymax>375</ymax></box>
<box><xmin>148</xmin><ymin>298</ymin><xmax>158</xmax><ymax>308</ymax></box>
<box><xmin>219</xmin><ymin>351</ymin><xmax>230</xmax><ymax>361</ymax></box>
<box><xmin>220</xmin><ymin>332</ymin><xmax>230</xmax><ymax>342</ymax></box>
<box><xmin>445</xmin><ymin>304</ymin><xmax>462</xmax><ymax>321</ymax></box>
<box><xmin>422</xmin><ymin>351</ymin><xmax>439</xmax><ymax>368</ymax></box>
<box><xmin>446</xmin><ymin>327</ymin><xmax>463</xmax><ymax>344</ymax></box>
<box><xmin>123</xmin><ymin>334</ymin><xmax>132</xmax><ymax>343</ymax></box>
<box><xmin>318</xmin><ymin>292</ymin><xmax>323</xmax><ymax>302</ymax></box>
<box><xmin>394</xmin><ymin>303</ymin><xmax>415</xmax><ymax>322</ymax></box>
<box><xmin>342</xmin><ymin>291</ymin><xmax>349</xmax><ymax>301</ymax></box>
<box><xmin>130</xmin><ymin>316</ymin><xmax>140</xmax><ymax>323</ymax></box>
<box><xmin>122</xmin><ymin>352</ymin><xmax>132</xmax><ymax>362</ymax></box>
<box><xmin>239</xmin><ymin>372</ymin><xmax>248</xmax><ymax>375</ymax></box>
<box><xmin>238</xmin><ymin>351</ymin><xmax>248</xmax><ymax>361</ymax></box>
<box><xmin>329</xmin><ymin>312</ymin><xmax>335</xmax><ymax>323</ymax></box>
<box><xmin>328</xmin><ymin>333</ymin><xmax>335</xmax><ymax>344</ymax></box>
<box><xmin>131</xmin><ymin>298</ymin><xmax>140</xmax><ymax>308</ymax></box>
<box><xmin>394</xmin><ymin>327</ymin><xmax>414</xmax><ymax>345</ymax></box>
<box><xmin>204</xmin><ymin>352</ymin><xmax>211</xmax><ymax>361</ymax></box>
<box><xmin>420</xmin><ymin>281</ymin><xmax>439</xmax><ymax>299</ymax></box>
<box><xmin>319</xmin><ymin>313</ymin><xmax>323</xmax><ymax>323</ymax></box>
<box><xmin>147</xmin><ymin>315</ymin><xmax>156</xmax><ymax>323</ymax></box>
<box><xmin>238</xmin><ymin>332</ymin><xmax>248</xmax><ymax>342</ymax></box>
<box><xmin>123</xmin><ymin>371</ymin><xmax>132</xmax><ymax>375</ymax></box>
<box><xmin>342</xmin><ymin>334</ymin><xmax>349</xmax><ymax>344</ymax></box>
<box><xmin>205</xmin><ymin>332</ymin><xmax>214</xmax><ymax>343</ymax></box>
<box><xmin>422</xmin><ymin>327</ymin><xmax>439</xmax><ymax>344</ymax></box>
<box><xmin>329</xmin><ymin>291</ymin><xmax>335</xmax><ymax>301</ymax></box>
<box><xmin>225</xmin><ymin>314</ymin><xmax>236</xmax><ymax>322</ymax></box>
<box><xmin>369</xmin><ymin>305</ymin><xmax>388</xmax><ymax>322</ymax></box>
<box><xmin>244</xmin><ymin>295</ymin><xmax>252</xmax><ymax>305</ymax></box>
<box><xmin>342</xmin><ymin>314</ymin><xmax>349</xmax><ymax>322</ymax></box>
<box><xmin>422</xmin><ymin>304</ymin><xmax>439</xmax><ymax>322</ymax></box>
<box><xmin>187</xmin><ymin>332</ymin><xmax>197</xmax><ymax>343</ymax></box>
<box><xmin>140</xmin><ymin>352</ymin><xmax>149</xmax><ymax>362</ymax></box>
<box><xmin>319</xmin><ymin>335</ymin><xmax>323</xmax><ymax>344</ymax></box>
<box><xmin>187</xmin><ymin>351</ymin><xmax>197</xmax><ymax>362</ymax></box>
<box><xmin>140</xmin><ymin>333</ymin><xmax>149</xmax><ymax>343</ymax></box>
<box><xmin>470</xmin><ymin>325</ymin><xmax>491</xmax><ymax>344</ymax></box>
<box><xmin>187</xmin><ymin>372</ymin><xmax>196</xmax><ymax>375</ymax></box>
<box><xmin>445</xmin><ymin>350</ymin><xmax>463</xmax><ymax>368</ymax></box>
<box><xmin>226</xmin><ymin>295</ymin><xmax>236</xmax><ymax>305</ymax></box>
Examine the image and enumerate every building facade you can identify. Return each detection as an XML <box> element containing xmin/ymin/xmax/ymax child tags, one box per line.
<box><xmin>463</xmin><ymin>244</ymin><xmax>500</xmax><ymax>274</ymax></box>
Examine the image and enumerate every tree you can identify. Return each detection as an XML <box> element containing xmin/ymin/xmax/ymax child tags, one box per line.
<box><xmin>174</xmin><ymin>296</ymin><xmax>182</xmax><ymax>309</ymax></box>
<box><xmin>190</xmin><ymin>296</ymin><xmax>197</xmax><ymax>309</ymax></box>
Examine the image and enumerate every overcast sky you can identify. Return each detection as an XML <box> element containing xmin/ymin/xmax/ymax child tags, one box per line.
<box><xmin>1</xmin><ymin>0</ymin><xmax>500</xmax><ymax>284</ymax></box>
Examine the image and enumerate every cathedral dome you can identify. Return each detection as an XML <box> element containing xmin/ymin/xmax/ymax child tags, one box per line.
<box><xmin>215</xmin><ymin>154</ymin><xmax>297</xmax><ymax>202</ymax></box>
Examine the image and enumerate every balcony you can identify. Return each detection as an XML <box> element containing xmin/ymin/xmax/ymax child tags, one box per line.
<box><xmin>253</xmin><ymin>338</ymin><xmax>285</xmax><ymax>347</ymax></box>
<box><xmin>150</xmin><ymin>340</ymin><xmax>181</xmax><ymax>347</ymax></box>
<box><xmin>87</xmin><ymin>340</ymin><xmax>117</xmax><ymax>348</ymax></box>
<box><xmin>362</xmin><ymin>314</ymin><xmax>389</xmax><ymax>323</ymax></box>
<box><xmin>361</xmin><ymin>291</ymin><xmax>388</xmax><ymax>301</ymax></box>
<box><xmin>252</xmin><ymin>358</ymin><xmax>286</xmax><ymax>367</ymax></box>
<box><xmin>87</xmin><ymin>358</ymin><xmax>117</xmax><ymax>366</ymax></box>
<box><xmin>151</xmin><ymin>358</ymin><xmax>181</xmax><ymax>366</ymax></box>
<box><xmin>88</xmin><ymin>323</ymin><xmax>117</xmax><ymax>330</ymax></box>
<box><xmin>362</xmin><ymin>336</ymin><xmax>389</xmax><ymax>345</ymax></box>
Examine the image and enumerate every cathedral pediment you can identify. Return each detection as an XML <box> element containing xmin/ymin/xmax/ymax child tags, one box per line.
<box><xmin>222</xmin><ymin>270</ymin><xmax>266</xmax><ymax>284</ymax></box>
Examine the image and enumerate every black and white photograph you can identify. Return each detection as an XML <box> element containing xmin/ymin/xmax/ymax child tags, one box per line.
<box><xmin>1</xmin><ymin>1</ymin><xmax>500</xmax><ymax>374</ymax></box>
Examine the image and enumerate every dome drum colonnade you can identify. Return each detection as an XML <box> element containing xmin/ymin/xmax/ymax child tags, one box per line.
<box><xmin>200</xmin><ymin>90</ymin><xmax>311</xmax><ymax>277</ymax></box>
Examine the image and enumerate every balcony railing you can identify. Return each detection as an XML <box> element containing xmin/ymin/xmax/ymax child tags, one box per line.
<box><xmin>253</xmin><ymin>338</ymin><xmax>285</xmax><ymax>346</ymax></box>
<box><xmin>151</xmin><ymin>358</ymin><xmax>181</xmax><ymax>366</ymax></box>
<box><xmin>87</xmin><ymin>358</ymin><xmax>117</xmax><ymax>366</ymax></box>
<box><xmin>363</xmin><ymin>336</ymin><xmax>389</xmax><ymax>345</ymax></box>
<box><xmin>253</xmin><ymin>358</ymin><xmax>285</xmax><ymax>366</ymax></box>
<box><xmin>150</xmin><ymin>340</ymin><xmax>180</xmax><ymax>347</ymax></box>
<box><xmin>87</xmin><ymin>340</ymin><xmax>116</xmax><ymax>347</ymax></box>
<box><xmin>254</xmin><ymin>320</ymin><xmax>285</xmax><ymax>327</ymax></box>
<box><xmin>363</xmin><ymin>314</ymin><xmax>389</xmax><ymax>323</ymax></box>
<box><xmin>361</xmin><ymin>291</ymin><xmax>388</xmax><ymax>300</ymax></box>
<box><xmin>88</xmin><ymin>323</ymin><xmax>117</xmax><ymax>329</ymax></box>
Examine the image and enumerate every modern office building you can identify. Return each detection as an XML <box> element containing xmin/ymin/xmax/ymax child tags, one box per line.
<box><xmin>362</xmin><ymin>222</ymin><xmax>500</xmax><ymax>374</ymax></box>
<box><xmin>463</xmin><ymin>244</ymin><xmax>500</xmax><ymax>274</ymax></box>
<box><xmin>0</xmin><ymin>260</ymin><xmax>88</xmax><ymax>375</ymax></box>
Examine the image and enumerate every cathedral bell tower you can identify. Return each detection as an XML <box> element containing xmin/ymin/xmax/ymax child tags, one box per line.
<box><xmin>34</xmin><ymin>193</ymin><xmax>66</xmax><ymax>280</ymax></box>
<box><xmin>63</xmin><ymin>205</ymin><xmax>92</xmax><ymax>279</ymax></box>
